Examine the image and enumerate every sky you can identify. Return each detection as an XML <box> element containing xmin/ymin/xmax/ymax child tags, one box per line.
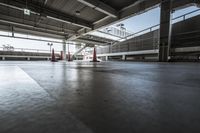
<box><xmin>115</xmin><ymin>7</ymin><xmax>161</xmax><ymax>33</ymax></box>
<box><xmin>0</xmin><ymin>5</ymin><xmax>199</xmax><ymax>51</ymax></box>
<box><xmin>89</xmin><ymin>5</ymin><xmax>199</xmax><ymax>41</ymax></box>
<box><xmin>114</xmin><ymin>5</ymin><xmax>199</xmax><ymax>33</ymax></box>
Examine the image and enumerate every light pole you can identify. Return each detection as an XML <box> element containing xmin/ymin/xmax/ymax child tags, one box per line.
<box><xmin>68</xmin><ymin>43</ymin><xmax>70</xmax><ymax>61</ymax></box>
<box><xmin>47</xmin><ymin>42</ymin><xmax>53</xmax><ymax>56</ymax></box>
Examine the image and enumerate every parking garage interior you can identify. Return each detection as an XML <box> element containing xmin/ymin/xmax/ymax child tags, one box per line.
<box><xmin>0</xmin><ymin>0</ymin><xmax>200</xmax><ymax>133</ymax></box>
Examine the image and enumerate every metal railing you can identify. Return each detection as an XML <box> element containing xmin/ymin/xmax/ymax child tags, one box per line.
<box><xmin>0</xmin><ymin>47</ymin><xmax>61</xmax><ymax>54</ymax></box>
<box><xmin>0</xmin><ymin>34</ymin><xmax>63</xmax><ymax>44</ymax></box>
<box><xmin>100</xmin><ymin>26</ymin><xmax>133</xmax><ymax>38</ymax></box>
<box><xmin>172</xmin><ymin>8</ymin><xmax>200</xmax><ymax>22</ymax></box>
<box><xmin>110</xmin><ymin>8</ymin><xmax>200</xmax><ymax>45</ymax></box>
<box><xmin>93</xmin><ymin>8</ymin><xmax>200</xmax><ymax>55</ymax></box>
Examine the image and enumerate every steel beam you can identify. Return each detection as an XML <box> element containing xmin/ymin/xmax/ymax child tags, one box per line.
<box><xmin>0</xmin><ymin>0</ymin><xmax>92</xmax><ymax>29</ymax></box>
<box><xmin>69</xmin><ymin>0</ymin><xmax>158</xmax><ymax>40</ymax></box>
<box><xmin>76</xmin><ymin>38</ymin><xmax>108</xmax><ymax>46</ymax></box>
<box><xmin>94</xmin><ymin>0</ymin><xmax>160</xmax><ymax>30</ymax></box>
<box><xmin>77</xmin><ymin>0</ymin><xmax>118</xmax><ymax>18</ymax></box>
<box><xmin>69</xmin><ymin>0</ymin><xmax>198</xmax><ymax>41</ymax></box>
<box><xmin>72</xmin><ymin>44</ymin><xmax>88</xmax><ymax>59</ymax></box>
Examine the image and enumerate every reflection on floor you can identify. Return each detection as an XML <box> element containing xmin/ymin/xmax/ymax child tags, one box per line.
<box><xmin>0</xmin><ymin>61</ymin><xmax>200</xmax><ymax>133</ymax></box>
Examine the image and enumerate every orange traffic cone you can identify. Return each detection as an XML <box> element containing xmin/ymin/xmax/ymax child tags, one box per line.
<box><xmin>91</xmin><ymin>47</ymin><xmax>100</xmax><ymax>62</ymax></box>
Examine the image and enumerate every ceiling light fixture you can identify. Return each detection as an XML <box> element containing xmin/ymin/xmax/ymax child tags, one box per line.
<box><xmin>75</xmin><ymin>10</ymin><xmax>81</xmax><ymax>16</ymax></box>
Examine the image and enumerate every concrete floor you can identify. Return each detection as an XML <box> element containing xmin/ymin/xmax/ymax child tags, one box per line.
<box><xmin>0</xmin><ymin>61</ymin><xmax>200</xmax><ymax>133</ymax></box>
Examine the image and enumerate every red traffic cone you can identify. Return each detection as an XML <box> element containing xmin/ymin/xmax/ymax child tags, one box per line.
<box><xmin>90</xmin><ymin>47</ymin><xmax>100</xmax><ymax>62</ymax></box>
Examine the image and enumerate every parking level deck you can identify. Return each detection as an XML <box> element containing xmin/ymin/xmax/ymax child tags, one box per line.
<box><xmin>0</xmin><ymin>61</ymin><xmax>200</xmax><ymax>133</ymax></box>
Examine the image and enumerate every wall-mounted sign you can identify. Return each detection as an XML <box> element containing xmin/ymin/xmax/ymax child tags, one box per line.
<box><xmin>24</xmin><ymin>9</ymin><xmax>30</xmax><ymax>15</ymax></box>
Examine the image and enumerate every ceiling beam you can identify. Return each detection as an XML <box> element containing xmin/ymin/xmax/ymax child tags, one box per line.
<box><xmin>0</xmin><ymin>11</ymin><xmax>76</xmax><ymax>36</ymax></box>
<box><xmin>68</xmin><ymin>0</ymin><xmax>158</xmax><ymax>40</ymax></box>
<box><xmin>0</xmin><ymin>0</ymin><xmax>92</xmax><ymax>29</ymax></box>
<box><xmin>0</xmin><ymin>24</ymin><xmax>65</xmax><ymax>40</ymax></box>
<box><xmin>0</xmin><ymin>18</ymin><xmax>67</xmax><ymax>36</ymax></box>
<box><xmin>95</xmin><ymin>0</ymin><xmax>160</xmax><ymax>30</ymax></box>
<box><xmin>69</xmin><ymin>0</ymin><xmax>198</xmax><ymax>41</ymax></box>
<box><xmin>77</xmin><ymin>0</ymin><xmax>118</xmax><ymax>18</ymax></box>
<box><xmin>76</xmin><ymin>38</ymin><xmax>110</xmax><ymax>46</ymax></box>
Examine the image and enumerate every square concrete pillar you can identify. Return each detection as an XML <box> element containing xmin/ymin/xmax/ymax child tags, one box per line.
<box><xmin>63</xmin><ymin>40</ymin><xmax>66</xmax><ymax>60</ymax></box>
<box><xmin>122</xmin><ymin>55</ymin><xmax>126</xmax><ymax>61</ymax></box>
<box><xmin>159</xmin><ymin>0</ymin><xmax>172</xmax><ymax>62</ymax></box>
<box><xmin>105</xmin><ymin>56</ymin><xmax>108</xmax><ymax>61</ymax></box>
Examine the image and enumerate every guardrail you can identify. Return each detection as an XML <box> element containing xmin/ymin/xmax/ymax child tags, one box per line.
<box><xmin>172</xmin><ymin>8</ymin><xmax>200</xmax><ymax>22</ymax></box>
<box><xmin>110</xmin><ymin>8</ymin><xmax>200</xmax><ymax>45</ymax></box>
<box><xmin>93</xmin><ymin>8</ymin><xmax>200</xmax><ymax>55</ymax></box>
<box><xmin>0</xmin><ymin>47</ymin><xmax>61</xmax><ymax>54</ymax></box>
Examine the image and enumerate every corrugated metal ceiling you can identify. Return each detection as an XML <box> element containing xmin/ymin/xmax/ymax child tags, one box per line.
<box><xmin>99</xmin><ymin>0</ymin><xmax>138</xmax><ymax>10</ymax></box>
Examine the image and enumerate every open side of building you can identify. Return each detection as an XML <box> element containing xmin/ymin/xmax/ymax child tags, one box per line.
<box><xmin>0</xmin><ymin>0</ymin><xmax>200</xmax><ymax>133</ymax></box>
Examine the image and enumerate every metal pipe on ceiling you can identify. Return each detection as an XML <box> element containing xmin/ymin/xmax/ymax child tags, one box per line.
<box><xmin>0</xmin><ymin>2</ymin><xmax>91</xmax><ymax>29</ymax></box>
<box><xmin>0</xmin><ymin>19</ymin><xmax>66</xmax><ymax>35</ymax></box>
<box><xmin>77</xmin><ymin>0</ymin><xmax>118</xmax><ymax>18</ymax></box>
<box><xmin>0</xmin><ymin>34</ymin><xmax>63</xmax><ymax>44</ymax></box>
<box><xmin>0</xmin><ymin>2</ymin><xmax>39</xmax><ymax>15</ymax></box>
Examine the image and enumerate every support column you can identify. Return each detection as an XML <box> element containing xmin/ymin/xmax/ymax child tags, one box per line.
<box><xmin>67</xmin><ymin>43</ymin><xmax>72</xmax><ymax>62</ymax></box>
<box><xmin>60</xmin><ymin>51</ymin><xmax>63</xmax><ymax>60</ymax></box>
<box><xmin>159</xmin><ymin>0</ymin><xmax>172</xmax><ymax>62</ymax></box>
<box><xmin>122</xmin><ymin>55</ymin><xmax>126</xmax><ymax>61</ymax></box>
<box><xmin>2</xmin><ymin>57</ymin><xmax>5</xmax><ymax>60</ymax></box>
<box><xmin>105</xmin><ymin>56</ymin><xmax>108</xmax><ymax>61</ymax></box>
<box><xmin>62</xmin><ymin>40</ymin><xmax>66</xmax><ymax>60</ymax></box>
<box><xmin>92</xmin><ymin>47</ymin><xmax>97</xmax><ymax>62</ymax></box>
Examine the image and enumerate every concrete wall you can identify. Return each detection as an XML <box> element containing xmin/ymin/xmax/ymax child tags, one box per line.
<box><xmin>0</xmin><ymin>51</ymin><xmax>60</xmax><ymax>61</ymax></box>
<box><xmin>96</xmin><ymin>30</ymin><xmax>159</xmax><ymax>54</ymax></box>
<box><xmin>0</xmin><ymin>51</ymin><xmax>51</xmax><ymax>56</ymax></box>
<box><xmin>171</xmin><ymin>15</ymin><xmax>200</xmax><ymax>48</ymax></box>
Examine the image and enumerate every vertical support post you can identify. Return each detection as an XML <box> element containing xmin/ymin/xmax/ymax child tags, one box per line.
<box><xmin>105</xmin><ymin>56</ymin><xmax>108</xmax><ymax>61</ymax></box>
<box><xmin>60</xmin><ymin>51</ymin><xmax>63</xmax><ymax>60</ymax></box>
<box><xmin>2</xmin><ymin>57</ymin><xmax>5</xmax><ymax>60</ymax></box>
<box><xmin>93</xmin><ymin>47</ymin><xmax>97</xmax><ymax>62</ymax></box>
<box><xmin>67</xmin><ymin>43</ymin><xmax>71</xmax><ymax>61</ymax></box>
<box><xmin>63</xmin><ymin>40</ymin><xmax>66</xmax><ymax>60</ymax></box>
<box><xmin>51</xmin><ymin>48</ymin><xmax>56</xmax><ymax>62</ymax></box>
<box><xmin>159</xmin><ymin>0</ymin><xmax>172</xmax><ymax>62</ymax></box>
<box><xmin>11</xmin><ymin>26</ymin><xmax>14</xmax><ymax>37</ymax></box>
<box><xmin>122</xmin><ymin>55</ymin><xmax>126</xmax><ymax>61</ymax></box>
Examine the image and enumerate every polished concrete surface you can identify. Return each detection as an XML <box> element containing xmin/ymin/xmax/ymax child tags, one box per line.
<box><xmin>0</xmin><ymin>61</ymin><xmax>200</xmax><ymax>133</ymax></box>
